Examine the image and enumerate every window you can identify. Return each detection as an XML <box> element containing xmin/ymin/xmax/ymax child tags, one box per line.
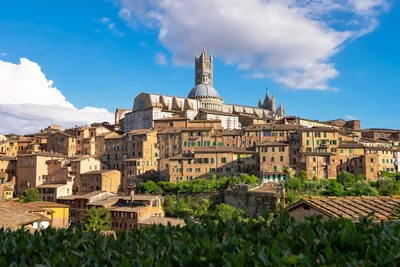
<box><xmin>221</xmin><ymin>157</ymin><xmax>227</xmax><ymax>163</ymax></box>
<box><xmin>270</xmin><ymin>157</ymin><xmax>275</xmax><ymax>162</ymax></box>
<box><xmin>306</xmin><ymin>132</ymin><xmax>310</xmax><ymax>137</ymax></box>
<box><xmin>340</xmin><ymin>149</ymin><xmax>344</xmax><ymax>154</ymax></box>
<box><xmin>323</xmin><ymin>132</ymin><xmax>327</xmax><ymax>138</ymax></box>
<box><xmin>184</xmin><ymin>141</ymin><xmax>187</xmax><ymax>147</ymax></box>
<box><xmin>306</xmin><ymin>140</ymin><xmax>310</xmax><ymax>146</ymax></box>
<box><xmin>262</xmin><ymin>156</ymin><xmax>266</xmax><ymax>162</ymax></box>
<box><xmin>280</xmin><ymin>156</ymin><xmax>284</xmax><ymax>162</ymax></box>
<box><xmin>197</xmin><ymin>141</ymin><xmax>201</xmax><ymax>147</ymax></box>
<box><xmin>349</xmin><ymin>149</ymin><xmax>353</xmax><ymax>153</ymax></box>
<box><xmin>272</xmin><ymin>147</ymin><xmax>275</xmax><ymax>152</ymax></box>
<box><xmin>211</xmin><ymin>158</ymin><xmax>215</xmax><ymax>164</ymax></box>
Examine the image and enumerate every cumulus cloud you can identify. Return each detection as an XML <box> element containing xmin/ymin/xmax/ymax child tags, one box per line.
<box><xmin>0</xmin><ymin>52</ymin><xmax>7</xmax><ymax>57</ymax></box>
<box><xmin>155</xmin><ymin>52</ymin><xmax>167</xmax><ymax>65</ymax></box>
<box><xmin>0</xmin><ymin>58</ymin><xmax>114</xmax><ymax>134</ymax></box>
<box><xmin>114</xmin><ymin>0</ymin><xmax>389</xmax><ymax>90</ymax></box>
<box><xmin>345</xmin><ymin>115</ymin><xmax>357</xmax><ymax>120</ymax></box>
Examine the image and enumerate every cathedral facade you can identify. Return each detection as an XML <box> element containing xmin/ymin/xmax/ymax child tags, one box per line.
<box><xmin>122</xmin><ymin>49</ymin><xmax>285</xmax><ymax>133</ymax></box>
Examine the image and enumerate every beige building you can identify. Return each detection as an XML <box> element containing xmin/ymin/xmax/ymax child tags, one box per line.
<box><xmin>46</xmin><ymin>132</ymin><xmax>76</xmax><ymax>157</ymax></box>
<box><xmin>16</xmin><ymin>153</ymin><xmax>68</xmax><ymax>195</ymax></box>
<box><xmin>70</xmin><ymin>156</ymin><xmax>103</xmax><ymax>193</ymax></box>
<box><xmin>123</xmin><ymin>130</ymin><xmax>159</xmax><ymax>192</ymax></box>
<box><xmin>0</xmin><ymin>140</ymin><xmax>18</xmax><ymax>157</ymax></box>
<box><xmin>37</xmin><ymin>182</ymin><xmax>73</xmax><ymax>202</ymax></box>
<box><xmin>256</xmin><ymin>142</ymin><xmax>290</xmax><ymax>183</ymax></box>
<box><xmin>0</xmin><ymin>156</ymin><xmax>17</xmax><ymax>184</ymax></box>
<box><xmin>73</xmin><ymin>126</ymin><xmax>111</xmax><ymax>156</ymax></box>
<box><xmin>167</xmin><ymin>147</ymin><xmax>257</xmax><ymax>182</ymax></box>
<box><xmin>80</xmin><ymin>170</ymin><xmax>121</xmax><ymax>194</ymax></box>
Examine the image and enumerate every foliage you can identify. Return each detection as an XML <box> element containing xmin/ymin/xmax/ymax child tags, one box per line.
<box><xmin>140</xmin><ymin>181</ymin><xmax>163</xmax><ymax>195</ymax></box>
<box><xmin>19</xmin><ymin>188</ymin><xmax>40</xmax><ymax>203</ymax></box>
<box><xmin>83</xmin><ymin>207</ymin><xmax>111</xmax><ymax>231</ymax></box>
<box><xmin>285</xmin><ymin>190</ymin><xmax>302</xmax><ymax>206</ymax></box>
<box><xmin>375</xmin><ymin>178</ymin><xmax>399</xmax><ymax>196</ymax></box>
<box><xmin>381</xmin><ymin>171</ymin><xmax>398</xmax><ymax>179</ymax></box>
<box><xmin>239</xmin><ymin>173</ymin><xmax>259</xmax><ymax>186</ymax></box>
<box><xmin>324</xmin><ymin>180</ymin><xmax>344</xmax><ymax>196</ymax></box>
<box><xmin>318</xmin><ymin>178</ymin><xmax>330</xmax><ymax>189</ymax></box>
<box><xmin>303</xmin><ymin>181</ymin><xmax>318</xmax><ymax>191</ymax></box>
<box><xmin>213</xmin><ymin>204</ymin><xmax>245</xmax><ymax>222</ymax></box>
<box><xmin>162</xmin><ymin>195</ymin><xmax>212</xmax><ymax>219</ymax></box>
<box><xmin>1</xmin><ymin>214</ymin><xmax>400</xmax><ymax>266</ymax></box>
<box><xmin>286</xmin><ymin>177</ymin><xmax>303</xmax><ymax>191</ymax></box>
<box><xmin>299</xmin><ymin>170</ymin><xmax>308</xmax><ymax>181</ymax></box>
<box><xmin>336</xmin><ymin>171</ymin><xmax>357</xmax><ymax>188</ymax></box>
<box><xmin>347</xmin><ymin>181</ymin><xmax>378</xmax><ymax>196</ymax></box>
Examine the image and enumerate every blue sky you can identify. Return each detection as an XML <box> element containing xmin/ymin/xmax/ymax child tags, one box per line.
<box><xmin>0</xmin><ymin>0</ymin><xmax>399</xmax><ymax>133</ymax></box>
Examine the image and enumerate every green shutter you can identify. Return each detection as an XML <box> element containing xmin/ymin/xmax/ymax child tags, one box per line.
<box><xmin>213</xmin><ymin>142</ymin><xmax>216</xmax><ymax>146</ymax></box>
<box><xmin>197</xmin><ymin>141</ymin><xmax>201</xmax><ymax>146</ymax></box>
<box><xmin>184</xmin><ymin>141</ymin><xmax>187</xmax><ymax>147</ymax></box>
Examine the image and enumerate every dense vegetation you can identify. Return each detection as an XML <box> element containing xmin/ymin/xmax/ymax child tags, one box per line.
<box><xmin>140</xmin><ymin>174</ymin><xmax>260</xmax><ymax>195</ymax></box>
<box><xmin>1</xmin><ymin>213</ymin><xmax>400</xmax><ymax>266</ymax></box>
<box><xmin>19</xmin><ymin>188</ymin><xmax>40</xmax><ymax>203</ymax></box>
<box><xmin>83</xmin><ymin>207</ymin><xmax>112</xmax><ymax>231</ymax></box>
<box><xmin>286</xmin><ymin>171</ymin><xmax>400</xmax><ymax>205</ymax></box>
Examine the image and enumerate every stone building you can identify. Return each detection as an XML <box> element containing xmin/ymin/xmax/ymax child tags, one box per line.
<box><xmin>122</xmin><ymin>48</ymin><xmax>285</xmax><ymax>132</ymax></box>
<box><xmin>0</xmin><ymin>156</ymin><xmax>17</xmax><ymax>184</ymax></box>
<box><xmin>16</xmin><ymin>152</ymin><xmax>68</xmax><ymax>195</ymax></box>
<box><xmin>70</xmin><ymin>156</ymin><xmax>104</xmax><ymax>193</ymax></box>
<box><xmin>256</xmin><ymin>141</ymin><xmax>290</xmax><ymax>183</ymax></box>
<box><xmin>80</xmin><ymin>169</ymin><xmax>121</xmax><ymax>194</ymax></box>
<box><xmin>224</xmin><ymin>183</ymin><xmax>285</xmax><ymax>217</ymax></box>
<box><xmin>46</xmin><ymin>132</ymin><xmax>76</xmax><ymax>157</ymax></box>
<box><xmin>166</xmin><ymin>147</ymin><xmax>257</xmax><ymax>182</ymax></box>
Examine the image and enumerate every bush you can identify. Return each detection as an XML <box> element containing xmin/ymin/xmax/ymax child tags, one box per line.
<box><xmin>347</xmin><ymin>181</ymin><xmax>378</xmax><ymax>196</ymax></box>
<box><xmin>83</xmin><ymin>207</ymin><xmax>111</xmax><ymax>231</ymax></box>
<box><xmin>303</xmin><ymin>181</ymin><xmax>318</xmax><ymax>191</ymax></box>
<box><xmin>318</xmin><ymin>178</ymin><xmax>331</xmax><ymax>189</ymax></box>
<box><xmin>286</xmin><ymin>177</ymin><xmax>303</xmax><ymax>191</ymax></box>
<box><xmin>1</xmin><ymin>214</ymin><xmax>400</xmax><ymax>266</ymax></box>
<box><xmin>140</xmin><ymin>181</ymin><xmax>164</xmax><ymax>195</ymax></box>
<box><xmin>375</xmin><ymin>178</ymin><xmax>398</xmax><ymax>196</ymax></box>
<box><xmin>337</xmin><ymin>171</ymin><xmax>356</xmax><ymax>187</ymax></box>
<box><xmin>213</xmin><ymin>204</ymin><xmax>245</xmax><ymax>222</ymax></box>
<box><xmin>324</xmin><ymin>180</ymin><xmax>344</xmax><ymax>196</ymax></box>
<box><xmin>19</xmin><ymin>188</ymin><xmax>40</xmax><ymax>203</ymax></box>
<box><xmin>299</xmin><ymin>170</ymin><xmax>308</xmax><ymax>181</ymax></box>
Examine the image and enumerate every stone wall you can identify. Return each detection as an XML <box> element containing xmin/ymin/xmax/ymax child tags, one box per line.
<box><xmin>223</xmin><ymin>183</ymin><xmax>285</xmax><ymax>218</ymax></box>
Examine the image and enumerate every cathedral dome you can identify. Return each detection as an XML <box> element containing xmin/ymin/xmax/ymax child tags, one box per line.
<box><xmin>188</xmin><ymin>83</ymin><xmax>221</xmax><ymax>99</ymax></box>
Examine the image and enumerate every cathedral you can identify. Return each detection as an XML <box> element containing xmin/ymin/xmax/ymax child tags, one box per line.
<box><xmin>121</xmin><ymin>48</ymin><xmax>285</xmax><ymax>133</ymax></box>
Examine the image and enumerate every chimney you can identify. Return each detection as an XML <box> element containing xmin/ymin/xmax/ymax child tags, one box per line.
<box><xmin>0</xmin><ymin>184</ymin><xmax>5</xmax><ymax>205</ymax></box>
<box><xmin>130</xmin><ymin>190</ymin><xmax>135</xmax><ymax>203</ymax></box>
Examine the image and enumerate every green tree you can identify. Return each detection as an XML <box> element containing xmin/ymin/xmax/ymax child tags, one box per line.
<box><xmin>83</xmin><ymin>207</ymin><xmax>111</xmax><ymax>231</ymax></box>
<box><xmin>239</xmin><ymin>173</ymin><xmax>259</xmax><ymax>185</ymax></box>
<box><xmin>299</xmin><ymin>170</ymin><xmax>308</xmax><ymax>181</ymax></box>
<box><xmin>337</xmin><ymin>171</ymin><xmax>356</xmax><ymax>187</ymax></box>
<box><xmin>347</xmin><ymin>181</ymin><xmax>378</xmax><ymax>196</ymax></box>
<box><xmin>19</xmin><ymin>188</ymin><xmax>40</xmax><ymax>203</ymax></box>
<box><xmin>286</xmin><ymin>177</ymin><xmax>303</xmax><ymax>191</ymax></box>
<box><xmin>213</xmin><ymin>203</ymin><xmax>245</xmax><ymax>222</ymax></box>
<box><xmin>375</xmin><ymin>178</ymin><xmax>398</xmax><ymax>196</ymax></box>
<box><xmin>325</xmin><ymin>180</ymin><xmax>344</xmax><ymax>196</ymax></box>
<box><xmin>140</xmin><ymin>181</ymin><xmax>163</xmax><ymax>195</ymax></box>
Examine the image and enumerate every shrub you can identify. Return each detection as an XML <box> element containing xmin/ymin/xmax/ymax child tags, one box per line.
<box><xmin>303</xmin><ymin>181</ymin><xmax>318</xmax><ymax>191</ymax></box>
<box><xmin>286</xmin><ymin>177</ymin><xmax>303</xmax><ymax>191</ymax></box>
<box><xmin>324</xmin><ymin>180</ymin><xmax>344</xmax><ymax>196</ymax></box>
<box><xmin>337</xmin><ymin>171</ymin><xmax>356</xmax><ymax>187</ymax></box>
<box><xmin>213</xmin><ymin>203</ymin><xmax>245</xmax><ymax>222</ymax></box>
<box><xmin>83</xmin><ymin>207</ymin><xmax>111</xmax><ymax>231</ymax></box>
<box><xmin>299</xmin><ymin>170</ymin><xmax>308</xmax><ymax>181</ymax></box>
<box><xmin>1</xmin><ymin>214</ymin><xmax>400</xmax><ymax>266</ymax></box>
<box><xmin>375</xmin><ymin>178</ymin><xmax>398</xmax><ymax>196</ymax></box>
<box><xmin>347</xmin><ymin>181</ymin><xmax>378</xmax><ymax>196</ymax></box>
<box><xmin>19</xmin><ymin>188</ymin><xmax>40</xmax><ymax>203</ymax></box>
<box><xmin>318</xmin><ymin>178</ymin><xmax>331</xmax><ymax>189</ymax></box>
<box><xmin>140</xmin><ymin>181</ymin><xmax>163</xmax><ymax>195</ymax></box>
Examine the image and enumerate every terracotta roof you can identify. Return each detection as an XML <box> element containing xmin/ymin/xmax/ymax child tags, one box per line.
<box><xmin>338</xmin><ymin>142</ymin><xmax>365</xmax><ymax>148</ymax></box>
<box><xmin>194</xmin><ymin>147</ymin><xmax>256</xmax><ymax>154</ymax></box>
<box><xmin>82</xmin><ymin>170</ymin><xmax>120</xmax><ymax>175</ymax></box>
<box><xmin>300</xmin><ymin>127</ymin><xmax>339</xmax><ymax>132</ymax></box>
<box><xmin>18</xmin><ymin>152</ymin><xmax>68</xmax><ymax>157</ymax></box>
<box><xmin>70</xmin><ymin>156</ymin><xmax>94</xmax><ymax>162</ymax></box>
<box><xmin>138</xmin><ymin>216</ymin><xmax>185</xmax><ymax>227</ymax></box>
<box><xmin>0</xmin><ymin>156</ymin><xmax>17</xmax><ymax>161</ymax></box>
<box><xmin>128</xmin><ymin>129</ymin><xmax>156</xmax><ymax>135</ymax></box>
<box><xmin>36</xmin><ymin>183</ymin><xmax>67</xmax><ymax>188</ymax></box>
<box><xmin>255</xmin><ymin>141</ymin><xmax>289</xmax><ymax>147</ymax></box>
<box><xmin>0</xmin><ymin>205</ymin><xmax>50</xmax><ymax>229</ymax></box>
<box><xmin>57</xmin><ymin>191</ymin><xmax>114</xmax><ymax>200</ymax></box>
<box><xmin>27</xmin><ymin>201</ymin><xmax>70</xmax><ymax>208</ymax></box>
<box><xmin>287</xmin><ymin>196</ymin><xmax>400</xmax><ymax>221</ymax></box>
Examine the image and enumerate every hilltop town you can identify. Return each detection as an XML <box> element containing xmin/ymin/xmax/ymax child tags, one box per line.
<box><xmin>1</xmin><ymin>49</ymin><xmax>399</xmax><ymax>230</ymax></box>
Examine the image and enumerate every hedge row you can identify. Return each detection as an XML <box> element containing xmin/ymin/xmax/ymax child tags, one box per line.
<box><xmin>1</xmin><ymin>213</ymin><xmax>400</xmax><ymax>266</ymax></box>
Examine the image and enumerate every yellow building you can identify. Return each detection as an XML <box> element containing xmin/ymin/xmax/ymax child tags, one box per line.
<box><xmin>16</xmin><ymin>152</ymin><xmax>68</xmax><ymax>195</ymax></box>
<box><xmin>27</xmin><ymin>201</ymin><xmax>70</xmax><ymax>228</ymax></box>
<box><xmin>0</xmin><ymin>156</ymin><xmax>17</xmax><ymax>183</ymax></box>
<box><xmin>3</xmin><ymin>185</ymin><xmax>13</xmax><ymax>200</ymax></box>
<box><xmin>46</xmin><ymin>132</ymin><xmax>76</xmax><ymax>157</ymax></box>
<box><xmin>80</xmin><ymin>170</ymin><xmax>121</xmax><ymax>194</ymax></box>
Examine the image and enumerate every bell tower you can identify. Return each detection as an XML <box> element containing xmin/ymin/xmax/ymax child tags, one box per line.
<box><xmin>195</xmin><ymin>47</ymin><xmax>213</xmax><ymax>86</ymax></box>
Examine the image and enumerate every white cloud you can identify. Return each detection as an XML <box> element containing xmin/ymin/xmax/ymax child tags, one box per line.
<box><xmin>118</xmin><ymin>8</ymin><xmax>131</xmax><ymax>20</ymax></box>
<box><xmin>101</xmin><ymin>16</ymin><xmax>110</xmax><ymax>24</ymax></box>
<box><xmin>0</xmin><ymin>58</ymin><xmax>114</xmax><ymax>134</ymax></box>
<box><xmin>0</xmin><ymin>52</ymin><xmax>7</xmax><ymax>57</ymax></box>
<box><xmin>115</xmin><ymin>0</ymin><xmax>388</xmax><ymax>90</ymax></box>
<box><xmin>155</xmin><ymin>52</ymin><xmax>167</xmax><ymax>65</ymax></box>
<box><xmin>346</xmin><ymin>115</ymin><xmax>357</xmax><ymax>120</ymax></box>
